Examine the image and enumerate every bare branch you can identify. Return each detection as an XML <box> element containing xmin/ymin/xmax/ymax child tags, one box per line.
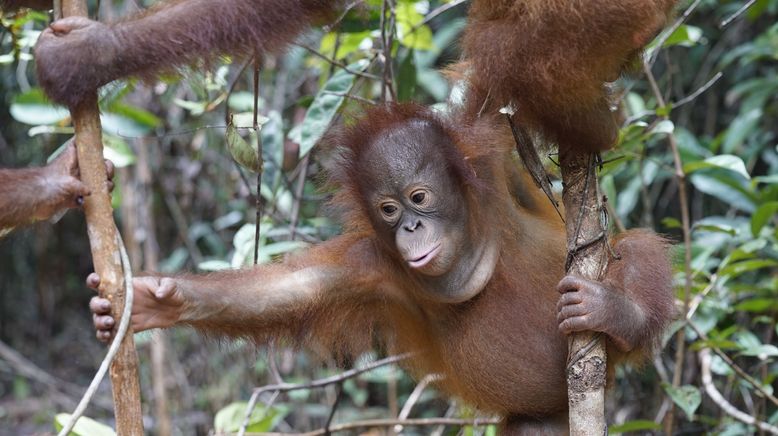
<box><xmin>237</xmin><ymin>354</ymin><xmax>413</xmax><ymax>436</ymax></box>
<box><xmin>294</xmin><ymin>43</ymin><xmax>383</xmax><ymax>81</ymax></box>
<box><xmin>688</xmin><ymin>321</ymin><xmax>778</xmax><ymax>408</ymax></box>
<box><xmin>720</xmin><ymin>0</ymin><xmax>757</xmax><ymax>28</ymax></box>
<box><xmin>699</xmin><ymin>349</ymin><xmax>778</xmax><ymax>435</ymax></box>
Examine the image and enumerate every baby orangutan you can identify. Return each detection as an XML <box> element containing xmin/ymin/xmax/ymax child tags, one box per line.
<box><xmin>89</xmin><ymin>104</ymin><xmax>673</xmax><ymax>434</ymax></box>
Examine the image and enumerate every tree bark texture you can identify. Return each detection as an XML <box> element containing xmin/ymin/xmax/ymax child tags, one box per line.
<box><xmin>62</xmin><ymin>2</ymin><xmax>144</xmax><ymax>433</ymax></box>
<box><xmin>560</xmin><ymin>150</ymin><xmax>609</xmax><ymax>436</ymax></box>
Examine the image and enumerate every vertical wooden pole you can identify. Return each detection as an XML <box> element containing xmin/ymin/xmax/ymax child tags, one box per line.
<box><xmin>561</xmin><ymin>151</ymin><xmax>609</xmax><ymax>436</ymax></box>
<box><xmin>61</xmin><ymin>2</ymin><xmax>144</xmax><ymax>434</ymax></box>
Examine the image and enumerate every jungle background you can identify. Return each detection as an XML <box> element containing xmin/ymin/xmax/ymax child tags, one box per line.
<box><xmin>0</xmin><ymin>0</ymin><xmax>776</xmax><ymax>434</ymax></box>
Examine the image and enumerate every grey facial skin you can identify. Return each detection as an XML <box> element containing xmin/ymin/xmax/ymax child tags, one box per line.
<box><xmin>359</xmin><ymin>120</ymin><xmax>498</xmax><ymax>303</ymax></box>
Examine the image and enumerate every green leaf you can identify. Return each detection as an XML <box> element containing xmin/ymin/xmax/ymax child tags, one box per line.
<box><xmin>650</xmin><ymin>119</ymin><xmax>675</xmax><ymax>135</ymax></box>
<box><xmin>10</xmin><ymin>88</ymin><xmax>70</xmax><ymax>125</ymax></box>
<box><xmin>735</xmin><ymin>298</ymin><xmax>778</xmax><ymax>312</ymax></box>
<box><xmin>226</xmin><ymin>115</ymin><xmax>262</xmax><ymax>173</ymax></box>
<box><xmin>102</xmin><ymin>135</ymin><xmax>137</xmax><ymax>168</ymax></box>
<box><xmin>173</xmin><ymin>98</ymin><xmax>207</xmax><ymax>116</ymax></box>
<box><xmin>396</xmin><ymin>2</ymin><xmax>434</xmax><ymax>50</ymax></box>
<box><xmin>684</xmin><ymin>155</ymin><xmax>750</xmax><ymax>180</ymax></box>
<box><xmin>106</xmin><ymin>102</ymin><xmax>161</xmax><ymax>129</ymax></box>
<box><xmin>320</xmin><ymin>31</ymin><xmax>373</xmax><ymax>59</ymax></box>
<box><xmin>662</xmin><ymin>217</ymin><xmax>682</xmax><ymax>229</ymax></box>
<box><xmin>722</xmin><ymin>108</ymin><xmax>762</xmax><ymax>153</ymax></box>
<box><xmin>719</xmin><ymin>259</ymin><xmax>778</xmax><ymax>277</ymax></box>
<box><xmin>740</xmin><ymin>344</ymin><xmax>778</xmax><ymax>358</ymax></box>
<box><xmin>689</xmin><ymin>171</ymin><xmax>756</xmax><ymax>213</ymax></box>
<box><xmin>54</xmin><ymin>414</ymin><xmax>115</xmax><ymax>436</ymax></box>
<box><xmin>662</xmin><ymin>383</ymin><xmax>701</xmax><ymax>421</ymax></box>
<box><xmin>751</xmin><ymin>202</ymin><xmax>778</xmax><ymax>236</ymax></box>
<box><xmin>397</xmin><ymin>49</ymin><xmax>418</xmax><ymax>102</ymax></box>
<box><xmin>213</xmin><ymin>402</ymin><xmax>289</xmax><ymax>433</ymax></box>
<box><xmin>693</xmin><ymin>223</ymin><xmax>737</xmax><ymax>236</ymax></box>
<box><xmin>299</xmin><ymin>59</ymin><xmax>370</xmax><ymax>157</ymax></box>
<box><xmin>197</xmin><ymin>260</ymin><xmax>232</xmax><ymax>271</ymax></box>
<box><xmin>661</xmin><ymin>24</ymin><xmax>703</xmax><ymax>48</ymax></box>
<box><xmin>609</xmin><ymin>420</ymin><xmax>662</xmax><ymax>434</ymax></box>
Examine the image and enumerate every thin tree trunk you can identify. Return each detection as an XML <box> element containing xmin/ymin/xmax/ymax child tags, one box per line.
<box><xmin>62</xmin><ymin>2</ymin><xmax>144</xmax><ymax>433</ymax></box>
<box><xmin>560</xmin><ymin>150</ymin><xmax>609</xmax><ymax>435</ymax></box>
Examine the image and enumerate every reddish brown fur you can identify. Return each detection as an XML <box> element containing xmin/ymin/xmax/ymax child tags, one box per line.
<box><xmin>37</xmin><ymin>1</ymin><xmax>680</xmax><ymax>431</ymax></box>
<box><xmin>34</xmin><ymin>0</ymin><xmax>676</xmax><ymax>151</ymax></box>
<box><xmin>35</xmin><ymin>0</ymin><xmax>339</xmax><ymax>108</ymax></box>
<box><xmin>0</xmin><ymin>144</ymin><xmax>93</xmax><ymax>232</ymax></box>
<box><xmin>148</xmin><ymin>104</ymin><xmax>673</xmax><ymax>430</ymax></box>
<box><xmin>462</xmin><ymin>0</ymin><xmax>676</xmax><ymax>152</ymax></box>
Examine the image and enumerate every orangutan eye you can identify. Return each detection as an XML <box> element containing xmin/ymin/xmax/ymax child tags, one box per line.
<box><xmin>381</xmin><ymin>204</ymin><xmax>398</xmax><ymax>215</ymax></box>
<box><xmin>411</xmin><ymin>190</ymin><xmax>427</xmax><ymax>205</ymax></box>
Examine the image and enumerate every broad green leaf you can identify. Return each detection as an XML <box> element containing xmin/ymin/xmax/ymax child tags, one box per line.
<box><xmin>396</xmin><ymin>2</ymin><xmax>434</xmax><ymax>50</ymax></box>
<box><xmin>751</xmin><ymin>201</ymin><xmax>778</xmax><ymax>236</ymax></box>
<box><xmin>197</xmin><ymin>260</ymin><xmax>231</xmax><ymax>271</ymax></box>
<box><xmin>662</xmin><ymin>383</ymin><xmax>701</xmax><ymax>421</ymax></box>
<box><xmin>106</xmin><ymin>102</ymin><xmax>161</xmax><ymax>129</ymax></box>
<box><xmin>10</xmin><ymin>89</ymin><xmax>69</xmax><ymax>125</ymax></box>
<box><xmin>722</xmin><ymin>108</ymin><xmax>762</xmax><ymax>153</ymax></box>
<box><xmin>173</xmin><ymin>98</ymin><xmax>207</xmax><ymax>116</ymax></box>
<box><xmin>299</xmin><ymin>59</ymin><xmax>370</xmax><ymax>157</ymax></box>
<box><xmin>320</xmin><ymin>31</ymin><xmax>373</xmax><ymax>59</ymax></box>
<box><xmin>397</xmin><ymin>49</ymin><xmax>418</xmax><ymax>102</ymax></box>
<box><xmin>54</xmin><ymin>414</ymin><xmax>115</xmax><ymax>436</ymax></box>
<box><xmin>735</xmin><ymin>298</ymin><xmax>778</xmax><ymax>312</ymax></box>
<box><xmin>663</xmin><ymin>25</ymin><xmax>703</xmax><ymax>47</ymax></box>
<box><xmin>739</xmin><ymin>344</ymin><xmax>778</xmax><ymax>358</ymax></box>
<box><xmin>692</xmin><ymin>223</ymin><xmax>737</xmax><ymax>236</ymax></box>
<box><xmin>263</xmin><ymin>241</ymin><xmax>309</xmax><ymax>258</ymax></box>
<box><xmin>226</xmin><ymin>115</ymin><xmax>262</xmax><ymax>173</ymax></box>
<box><xmin>650</xmin><ymin>120</ymin><xmax>675</xmax><ymax>135</ymax></box>
<box><xmin>689</xmin><ymin>172</ymin><xmax>756</xmax><ymax>212</ymax></box>
<box><xmin>228</xmin><ymin>91</ymin><xmax>265</xmax><ymax>112</ymax></box>
<box><xmin>609</xmin><ymin>420</ymin><xmax>662</xmax><ymax>434</ymax></box>
<box><xmin>101</xmin><ymin>113</ymin><xmax>152</xmax><ymax>137</ymax></box>
<box><xmin>398</xmin><ymin>22</ymin><xmax>434</xmax><ymax>50</ymax></box>
<box><xmin>102</xmin><ymin>135</ymin><xmax>137</xmax><ymax>168</ymax></box>
<box><xmin>684</xmin><ymin>155</ymin><xmax>750</xmax><ymax>180</ymax></box>
<box><xmin>214</xmin><ymin>402</ymin><xmax>289</xmax><ymax>433</ymax></box>
<box><xmin>719</xmin><ymin>259</ymin><xmax>778</xmax><ymax>277</ymax></box>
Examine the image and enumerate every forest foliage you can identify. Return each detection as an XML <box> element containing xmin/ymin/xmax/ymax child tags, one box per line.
<box><xmin>0</xmin><ymin>0</ymin><xmax>776</xmax><ymax>434</ymax></box>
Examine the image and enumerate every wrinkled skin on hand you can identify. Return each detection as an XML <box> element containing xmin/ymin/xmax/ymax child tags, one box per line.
<box><xmin>34</xmin><ymin>17</ymin><xmax>122</xmax><ymax>108</ymax></box>
<box><xmin>556</xmin><ymin>275</ymin><xmax>646</xmax><ymax>353</ymax></box>
<box><xmin>88</xmin><ymin>273</ymin><xmax>184</xmax><ymax>342</ymax></box>
<box><xmin>36</xmin><ymin>142</ymin><xmax>114</xmax><ymax>221</ymax></box>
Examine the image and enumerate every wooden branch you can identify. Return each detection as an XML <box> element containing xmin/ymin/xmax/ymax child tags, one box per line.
<box><xmin>560</xmin><ymin>150</ymin><xmax>609</xmax><ymax>435</ymax></box>
<box><xmin>699</xmin><ymin>349</ymin><xmax>778</xmax><ymax>435</ymax></box>
<box><xmin>61</xmin><ymin>2</ymin><xmax>143</xmax><ymax>434</ymax></box>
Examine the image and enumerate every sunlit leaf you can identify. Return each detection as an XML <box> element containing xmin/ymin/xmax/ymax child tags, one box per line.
<box><xmin>102</xmin><ymin>135</ymin><xmax>137</xmax><ymax>168</ymax></box>
<box><xmin>54</xmin><ymin>414</ymin><xmax>115</xmax><ymax>436</ymax></box>
<box><xmin>214</xmin><ymin>402</ymin><xmax>289</xmax><ymax>433</ymax></box>
<box><xmin>684</xmin><ymin>155</ymin><xmax>750</xmax><ymax>180</ymax></box>
<box><xmin>661</xmin><ymin>24</ymin><xmax>703</xmax><ymax>48</ymax></box>
<box><xmin>722</xmin><ymin>108</ymin><xmax>761</xmax><ymax>153</ymax></box>
<box><xmin>609</xmin><ymin>420</ymin><xmax>662</xmax><ymax>434</ymax></box>
<box><xmin>719</xmin><ymin>259</ymin><xmax>778</xmax><ymax>277</ymax></box>
<box><xmin>397</xmin><ymin>49</ymin><xmax>418</xmax><ymax>102</ymax></box>
<box><xmin>197</xmin><ymin>260</ymin><xmax>231</xmax><ymax>271</ymax></box>
<box><xmin>751</xmin><ymin>201</ymin><xmax>778</xmax><ymax>236</ymax></box>
<box><xmin>10</xmin><ymin>89</ymin><xmax>69</xmax><ymax>125</ymax></box>
<box><xmin>662</xmin><ymin>383</ymin><xmax>701</xmax><ymax>421</ymax></box>
<box><xmin>299</xmin><ymin>59</ymin><xmax>370</xmax><ymax>158</ymax></box>
<box><xmin>226</xmin><ymin>114</ymin><xmax>262</xmax><ymax>173</ymax></box>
